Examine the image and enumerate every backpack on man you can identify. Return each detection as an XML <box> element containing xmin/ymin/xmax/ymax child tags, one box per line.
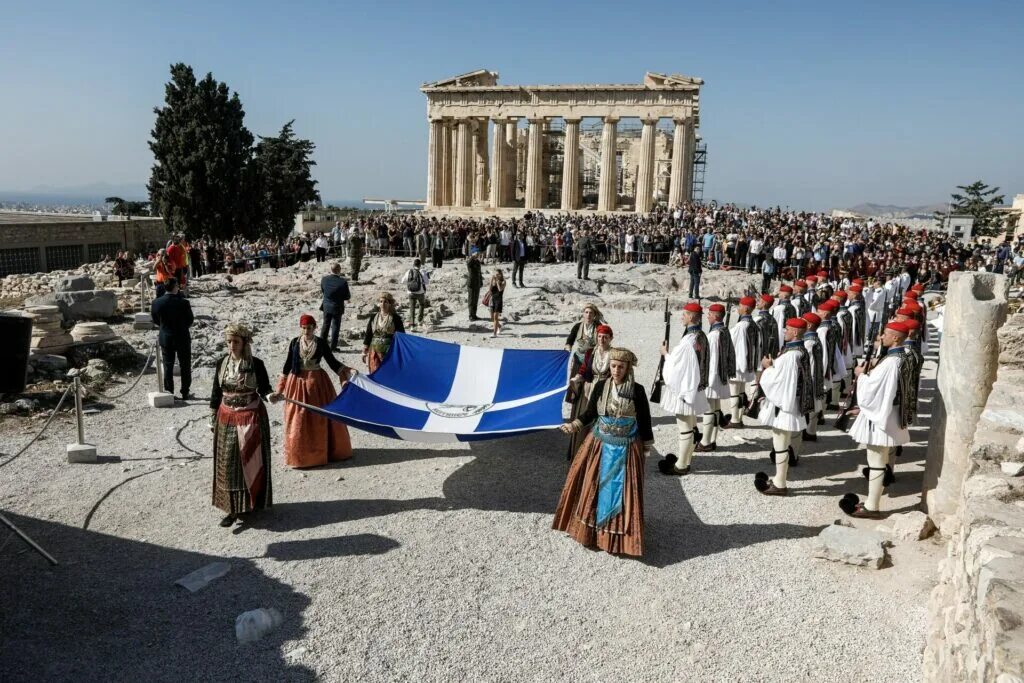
<box><xmin>406</xmin><ymin>268</ymin><xmax>422</xmax><ymax>293</ymax></box>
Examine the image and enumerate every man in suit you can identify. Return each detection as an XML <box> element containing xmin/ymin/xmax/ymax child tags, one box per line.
<box><xmin>575</xmin><ymin>229</ymin><xmax>592</xmax><ymax>280</ymax></box>
<box><xmin>466</xmin><ymin>249</ymin><xmax>483</xmax><ymax>321</ymax></box>
<box><xmin>320</xmin><ymin>262</ymin><xmax>351</xmax><ymax>351</ymax></box>
<box><xmin>150</xmin><ymin>277</ymin><xmax>194</xmax><ymax>401</ymax></box>
<box><xmin>511</xmin><ymin>232</ymin><xmax>528</xmax><ymax>288</ymax></box>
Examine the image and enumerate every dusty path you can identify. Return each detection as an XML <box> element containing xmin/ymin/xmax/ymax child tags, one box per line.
<box><xmin>1</xmin><ymin>257</ymin><xmax>940</xmax><ymax>682</ymax></box>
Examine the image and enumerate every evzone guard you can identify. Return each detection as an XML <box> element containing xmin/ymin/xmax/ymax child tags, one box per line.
<box><xmin>799</xmin><ymin>312</ymin><xmax>827</xmax><ymax>443</ymax></box>
<box><xmin>754</xmin><ymin>318</ymin><xmax>814</xmax><ymax>496</ymax></box>
<box><xmin>728</xmin><ymin>296</ymin><xmax>760</xmax><ymax>428</ymax></box>
<box><xmin>696</xmin><ymin>303</ymin><xmax>736</xmax><ymax>452</ymax></box>
<box><xmin>657</xmin><ymin>302</ymin><xmax>710</xmax><ymax>476</ymax></box>
<box><xmin>839</xmin><ymin>321</ymin><xmax>915</xmax><ymax>519</ymax></box>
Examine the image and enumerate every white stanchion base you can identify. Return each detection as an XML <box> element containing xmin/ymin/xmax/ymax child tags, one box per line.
<box><xmin>133</xmin><ymin>312</ymin><xmax>154</xmax><ymax>330</ymax></box>
<box><xmin>148</xmin><ymin>391</ymin><xmax>175</xmax><ymax>408</ymax></box>
<box><xmin>66</xmin><ymin>443</ymin><xmax>97</xmax><ymax>463</ymax></box>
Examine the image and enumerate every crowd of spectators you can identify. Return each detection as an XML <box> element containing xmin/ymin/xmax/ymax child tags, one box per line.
<box><xmin>133</xmin><ymin>202</ymin><xmax>1024</xmax><ymax>291</ymax></box>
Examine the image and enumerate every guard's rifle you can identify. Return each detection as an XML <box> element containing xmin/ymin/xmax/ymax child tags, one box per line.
<box><xmin>649</xmin><ymin>298</ymin><xmax>671</xmax><ymax>403</ymax></box>
<box><xmin>724</xmin><ymin>299</ymin><xmax>734</xmax><ymax>329</ymax></box>
<box><xmin>834</xmin><ymin>334</ymin><xmax>881</xmax><ymax>431</ymax></box>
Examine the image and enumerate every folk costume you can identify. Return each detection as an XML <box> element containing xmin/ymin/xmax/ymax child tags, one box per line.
<box><xmin>847</xmin><ymin>286</ymin><xmax>868</xmax><ymax>359</ymax></box>
<box><xmin>817</xmin><ymin>300</ymin><xmax>847</xmax><ymax>407</ymax></box>
<box><xmin>658</xmin><ymin>303</ymin><xmax>710</xmax><ymax>476</ymax></box>
<box><xmin>278</xmin><ymin>315</ymin><xmax>353</xmax><ymax>468</ymax></box>
<box><xmin>800</xmin><ymin>312</ymin><xmax>827</xmax><ymax>442</ymax></box>
<box><xmin>553</xmin><ymin>349</ymin><xmax>654</xmax><ymax>557</ymax></box>
<box><xmin>840</xmin><ymin>322</ymin><xmax>914</xmax><ymax>518</ymax></box>
<box><xmin>755</xmin><ymin>296</ymin><xmax>780</xmax><ymax>360</ymax></box>
<box><xmin>754</xmin><ymin>319</ymin><xmax>813</xmax><ymax>496</ymax></box>
<box><xmin>566</xmin><ymin>323</ymin><xmax>614</xmax><ymax>459</ymax></box>
<box><xmin>210</xmin><ymin>323</ymin><xmax>273</xmax><ymax>525</ymax></box>
<box><xmin>729</xmin><ymin>296</ymin><xmax>761</xmax><ymax>426</ymax></box>
<box><xmin>770</xmin><ymin>286</ymin><xmax>797</xmax><ymax>348</ymax></box>
<box><xmin>834</xmin><ymin>292</ymin><xmax>855</xmax><ymax>382</ymax></box>
<box><xmin>362</xmin><ymin>302</ymin><xmax>405</xmax><ymax>373</ymax></box>
<box><xmin>564</xmin><ymin>303</ymin><xmax>605</xmax><ymax>384</ymax></box>
<box><xmin>699</xmin><ymin>304</ymin><xmax>736</xmax><ymax>450</ymax></box>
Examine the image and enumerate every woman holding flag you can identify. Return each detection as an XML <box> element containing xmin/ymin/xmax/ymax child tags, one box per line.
<box><xmin>553</xmin><ymin>348</ymin><xmax>654</xmax><ymax>557</ymax></box>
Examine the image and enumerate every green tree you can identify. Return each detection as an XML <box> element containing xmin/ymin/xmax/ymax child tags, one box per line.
<box><xmin>253</xmin><ymin>120</ymin><xmax>320</xmax><ymax>239</ymax></box>
<box><xmin>147</xmin><ymin>63</ymin><xmax>255</xmax><ymax>239</ymax></box>
<box><xmin>106</xmin><ymin>197</ymin><xmax>150</xmax><ymax>217</ymax></box>
<box><xmin>937</xmin><ymin>181</ymin><xmax>1012</xmax><ymax>238</ymax></box>
<box><xmin>105</xmin><ymin>196</ymin><xmax>127</xmax><ymax>215</ymax></box>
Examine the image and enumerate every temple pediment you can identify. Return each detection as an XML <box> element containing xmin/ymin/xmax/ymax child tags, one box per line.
<box><xmin>422</xmin><ymin>70</ymin><xmax>499</xmax><ymax>89</ymax></box>
<box><xmin>644</xmin><ymin>72</ymin><xmax>704</xmax><ymax>88</ymax></box>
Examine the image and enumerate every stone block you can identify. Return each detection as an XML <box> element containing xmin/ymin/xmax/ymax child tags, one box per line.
<box><xmin>1002</xmin><ymin>462</ymin><xmax>1024</xmax><ymax>477</ymax></box>
<box><xmin>66</xmin><ymin>442</ymin><xmax>97</xmax><ymax>463</ymax></box>
<box><xmin>147</xmin><ymin>391</ymin><xmax>175</xmax><ymax>408</ymax></box>
<box><xmin>812</xmin><ymin>524</ymin><xmax>889</xmax><ymax>569</ymax></box>
<box><xmin>57</xmin><ymin>275</ymin><xmax>95</xmax><ymax>292</ymax></box>
<box><xmin>70</xmin><ymin>321</ymin><xmax>117</xmax><ymax>344</ymax></box>
<box><xmin>888</xmin><ymin>511</ymin><xmax>937</xmax><ymax>541</ymax></box>
<box><xmin>53</xmin><ymin>290</ymin><xmax>118</xmax><ymax>320</ymax></box>
<box><xmin>133</xmin><ymin>312</ymin><xmax>154</xmax><ymax>330</ymax></box>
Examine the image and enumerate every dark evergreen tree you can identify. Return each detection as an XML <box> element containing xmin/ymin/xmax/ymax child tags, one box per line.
<box><xmin>253</xmin><ymin>121</ymin><xmax>320</xmax><ymax>239</ymax></box>
<box><xmin>936</xmin><ymin>181</ymin><xmax>1013</xmax><ymax>238</ymax></box>
<box><xmin>147</xmin><ymin>63</ymin><xmax>254</xmax><ymax>239</ymax></box>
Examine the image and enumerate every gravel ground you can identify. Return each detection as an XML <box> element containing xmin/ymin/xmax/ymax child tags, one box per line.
<box><xmin>0</xmin><ymin>257</ymin><xmax>941</xmax><ymax>682</ymax></box>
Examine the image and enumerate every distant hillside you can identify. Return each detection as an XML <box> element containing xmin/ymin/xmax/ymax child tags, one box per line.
<box><xmin>844</xmin><ymin>202</ymin><xmax>948</xmax><ymax>218</ymax></box>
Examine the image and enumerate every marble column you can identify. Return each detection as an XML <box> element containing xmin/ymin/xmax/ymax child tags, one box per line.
<box><xmin>668</xmin><ymin>117</ymin><xmax>688</xmax><ymax>207</ymax></box>
<box><xmin>505</xmin><ymin>119</ymin><xmax>518</xmax><ymax>203</ymax></box>
<box><xmin>440</xmin><ymin>121</ymin><xmax>453</xmax><ymax>206</ymax></box>
<box><xmin>634</xmin><ymin>118</ymin><xmax>657</xmax><ymax>213</ymax></box>
<box><xmin>473</xmin><ymin>118</ymin><xmax>489</xmax><ymax>205</ymax></box>
<box><xmin>426</xmin><ymin>118</ymin><xmax>445</xmax><ymax>208</ymax></box>
<box><xmin>454</xmin><ymin>119</ymin><xmax>473</xmax><ymax>207</ymax></box>
<box><xmin>524</xmin><ymin>118</ymin><xmax>544</xmax><ymax>209</ymax></box>
<box><xmin>560</xmin><ymin>118</ymin><xmax>581</xmax><ymax>211</ymax></box>
<box><xmin>597</xmin><ymin>116</ymin><xmax>619</xmax><ymax>212</ymax></box>
<box><xmin>490</xmin><ymin>119</ymin><xmax>508</xmax><ymax>208</ymax></box>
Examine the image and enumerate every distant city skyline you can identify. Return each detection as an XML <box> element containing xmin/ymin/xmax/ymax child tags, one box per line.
<box><xmin>2</xmin><ymin>0</ymin><xmax>1022</xmax><ymax>211</ymax></box>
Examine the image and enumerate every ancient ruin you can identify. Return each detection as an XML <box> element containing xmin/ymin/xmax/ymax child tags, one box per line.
<box><xmin>420</xmin><ymin>70</ymin><xmax>704</xmax><ymax>214</ymax></box>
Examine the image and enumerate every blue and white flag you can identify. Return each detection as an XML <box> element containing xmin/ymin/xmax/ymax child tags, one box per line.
<box><xmin>315</xmin><ymin>333</ymin><xmax>570</xmax><ymax>442</ymax></box>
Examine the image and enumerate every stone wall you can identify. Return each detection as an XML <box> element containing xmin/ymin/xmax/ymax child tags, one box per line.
<box><xmin>0</xmin><ymin>219</ymin><xmax>167</xmax><ymax>276</ymax></box>
<box><xmin>924</xmin><ymin>309</ymin><xmax>1024</xmax><ymax>682</ymax></box>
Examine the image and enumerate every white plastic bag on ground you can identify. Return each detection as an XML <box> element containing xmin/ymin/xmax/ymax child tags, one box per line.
<box><xmin>235</xmin><ymin>608</ymin><xmax>283</xmax><ymax>643</ymax></box>
<box><xmin>174</xmin><ymin>562</ymin><xmax>231</xmax><ymax>593</ymax></box>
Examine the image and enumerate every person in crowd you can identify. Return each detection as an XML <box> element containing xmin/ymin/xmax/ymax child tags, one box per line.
<box><xmin>153</xmin><ymin>249</ymin><xmax>174</xmax><ymax>299</ymax></box>
<box><xmin>697</xmin><ymin>303</ymin><xmax>735</xmax><ymax>452</ymax></box>
<box><xmin>209</xmin><ymin>322</ymin><xmax>276</xmax><ymax>528</ymax></box>
<box><xmin>575</xmin><ymin>229</ymin><xmax>592</xmax><ymax>281</ymax></box>
<box><xmin>553</xmin><ymin>347</ymin><xmax>653</xmax><ymax>557</ymax></box>
<box><xmin>150</xmin><ymin>277</ymin><xmax>194</xmax><ymax>401</ymax></box>
<box><xmin>840</xmin><ymin>322</ymin><xmax>913</xmax><ymax>519</ymax></box>
<box><xmin>270</xmin><ymin>314</ymin><xmax>353</xmax><ymax>468</ymax></box>
<box><xmin>431</xmin><ymin>229</ymin><xmax>446</xmax><ymax>269</ymax></box>
<box><xmin>511</xmin><ymin>232</ymin><xmax>528</xmax><ymax>287</ymax></box>
<box><xmin>314</xmin><ymin>233</ymin><xmax>330</xmax><ymax>262</ymax></box>
<box><xmin>401</xmin><ymin>258</ymin><xmax>429</xmax><ymax>329</ymax></box>
<box><xmin>320</xmin><ymin>262</ymin><xmax>351</xmax><ymax>352</ymax></box>
<box><xmin>753</xmin><ymin>318</ymin><xmax>813</xmax><ymax>496</ymax></box>
<box><xmin>466</xmin><ymin>248</ymin><xmax>483</xmax><ymax>322</ymax></box>
<box><xmin>348</xmin><ymin>228</ymin><xmax>364</xmax><ymax>281</ymax></box>
<box><xmin>362</xmin><ymin>292</ymin><xmax>405</xmax><ymax>373</ymax></box>
<box><xmin>487</xmin><ymin>268</ymin><xmax>506</xmax><ymax>337</ymax></box>
<box><xmin>688</xmin><ymin>245</ymin><xmax>703</xmax><ymax>298</ymax></box>
<box><xmin>113</xmin><ymin>251</ymin><xmax>134</xmax><ymax>288</ymax></box>
<box><xmin>656</xmin><ymin>302</ymin><xmax>710</xmax><ymax>476</ymax></box>
<box><xmin>729</xmin><ymin>296</ymin><xmax>760</xmax><ymax>427</ymax></box>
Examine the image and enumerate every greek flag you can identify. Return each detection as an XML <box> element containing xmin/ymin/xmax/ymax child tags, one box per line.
<box><xmin>317</xmin><ymin>333</ymin><xmax>570</xmax><ymax>442</ymax></box>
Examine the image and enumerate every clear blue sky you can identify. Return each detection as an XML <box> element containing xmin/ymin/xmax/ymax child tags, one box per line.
<box><xmin>2</xmin><ymin>0</ymin><xmax>1021</xmax><ymax>210</ymax></box>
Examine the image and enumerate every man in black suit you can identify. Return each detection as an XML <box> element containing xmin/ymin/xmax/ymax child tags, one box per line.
<box><xmin>466</xmin><ymin>249</ymin><xmax>483</xmax><ymax>321</ymax></box>
<box><xmin>511</xmin><ymin>232</ymin><xmax>527</xmax><ymax>288</ymax></box>
<box><xmin>320</xmin><ymin>262</ymin><xmax>351</xmax><ymax>351</ymax></box>
<box><xmin>150</xmin><ymin>277</ymin><xmax>194</xmax><ymax>400</ymax></box>
<box><xmin>575</xmin><ymin>229</ymin><xmax>593</xmax><ymax>280</ymax></box>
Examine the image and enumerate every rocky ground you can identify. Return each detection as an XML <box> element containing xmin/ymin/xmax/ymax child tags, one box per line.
<box><xmin>1</xmin><ymin>256</ymin><xmax>942</xmax><ymax>682</ymax></box>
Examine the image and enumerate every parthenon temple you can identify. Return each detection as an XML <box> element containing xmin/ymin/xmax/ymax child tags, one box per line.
<box><xmin>420</xmin><ymin>70</ymin><xmax>704</xmax><ymax>214</ymax></box>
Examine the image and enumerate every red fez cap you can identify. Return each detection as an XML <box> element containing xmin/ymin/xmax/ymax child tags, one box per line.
<box><xmin>806</xmin><ymin>275</ymin><xmax>818</xmax><ymax>282</ymax></box>
<box><xmin>886</xmin><ymin>321</ymin><xmax>910</xmax><ymax>335</ymax></box>
<box><xmin>786</xmin><ymin>317</ymin><xmax>807</xmax><ymax>330</ymax></box>
<box><xmin>795</xmin><ymin>279</ymin><xmax>807</xmax><ymax>288</ymax></box>
<box><xmin>911</xmin><ymin>283</ymin><xmax>925</xmax><ymax>291</ymax></box>
<box><xmin>299</xmin><ymin>314</ymin><xmax>317</xmax><ymax>327</ymax></box>
<box><xmin>818</xmin><ymin>300</ymin><xmax>838</xmax><ymax>311</ymax></box>
<box><xmin>849</xmin><ymin>284</ymin><xmax>863</xmax><ymax>292</ymax></box>
<box><xmin>596</xmin><ymin>324</ymin><xmax>613</xmax><ymax>336</ymax></box>
<box><xmin>895</xmin><ymin>306</ymin><xmax>913</xmax><ymax>316</ymax></box>
<box><xmin>902</xmin><ymin>319</ymin><xmax>920</xmax><ymax>331</ymax></box>
<box><xmin>708</xmin><ymin>303</ymin><xmax>725</xmax><ymax>313</ymax></box>
<box><xmin>905</xmin><ymin>301</ymin><xmax>922</xmax><ymax>312</ymax></box>
<box><xmin>853</xmin><ymin>278</ymin><xmax>864</xmax><ymax>285</ymax></box>
<box><xmin>683</xmin><ymin>302</ymin><xmax>702</xmax><ymax>313</ymax></box>
<box><xmin>739</xmin><ymin>296</ymin><xmax>756</xmax><ymax>307</ymax></box>
<box><xmin>817</xmin><ymin>270</ymin><xmax>828</xmax><ymax>277</ymax></box>
<box><xmin>834</xmin><ymin>290</ymin><xmax>848</xmax><ymax>299</ymax></box>
<box><xmin>761</xmin><ymin>294</ymin><xmax>775</xmax><ymax>305</ymax></box>
<box><xmin>779</xmin><ymin>284</ymin><xmax>793</xmax><ymax>293</ymax></box>
<box><xmin>802</xmin><ymin>312</ymin><xmax>822</xmax><ymax>326</ymax></box>
<box><xmin>905</xmin><ymin>290</ymin><xmax>920</xmax><ymax>299</ymax></box>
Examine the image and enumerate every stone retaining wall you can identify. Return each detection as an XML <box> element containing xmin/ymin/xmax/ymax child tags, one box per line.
<box><xmin>924</xmin><ymin>309</ymin><xmax>1024</xmax><ymax>682</ymax></box>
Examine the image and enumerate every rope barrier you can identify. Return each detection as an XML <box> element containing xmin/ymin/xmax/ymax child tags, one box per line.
<box><xmin>0</xmin><ymin>385</ymin><xmax>74</xmax><ymax>469</ymax></box>
<box><xmin>81</xmin><ymin>341</ymin><xmax>158</xmax><ymax>402</ymax></box>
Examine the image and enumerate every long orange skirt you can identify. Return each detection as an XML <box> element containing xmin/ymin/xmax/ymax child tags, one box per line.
<box><xmin>278</xmin><ymin>369</ymin><xmax>352</xmax><ymax>468</ymax></box>
<box><xmin>552</xmin><ymin>432</ymin><xmax>645</xmax><ymax>557</ymax></box>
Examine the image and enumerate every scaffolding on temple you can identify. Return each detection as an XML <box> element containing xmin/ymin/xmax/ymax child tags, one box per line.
<box><xmin>691</xmin><ymin>139</ymin><xmax>707</xmax><ymax>203</ymax></box>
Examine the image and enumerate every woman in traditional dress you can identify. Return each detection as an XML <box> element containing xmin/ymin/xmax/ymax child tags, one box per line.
<box><xmin>553</xmin><ymin>348</ymin><xmax>654</xmax><ymax>557</ymax></box>
<box><xmin>362</xmin><ymin>292</ymin><xmax>405</xmax><ymax>373</ymax></box>
<box><xmin>563</xmin><ymin>302</ymin><xmax>605</xmax><ymax>387</ymax></box>
<box><xmin>210</xmin><ymin>322</ymin><xmax>276</xmax><ymax>528</ymax></box>
<box><xmin>565</xmin><ymin>323</ymin><xmax>614</xmax><ymax>459</ymax></box>
<box><xmin>488</xmin><ymin>269</ymin><xmax>506</xmax><ymax>337</ymax></box>
<box><xmin>270</xmin><ymin>314</ymin><xmax>354</xmax><ymax>468</ymax></box>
